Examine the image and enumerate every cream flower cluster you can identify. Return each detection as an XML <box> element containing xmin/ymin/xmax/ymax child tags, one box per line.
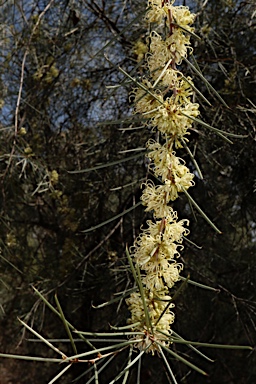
<box><xmin>127</xmin><ymin>289</ymin><xmax>175</xmax><ymax>354</ymax></box>
<box><xmin>126</xmin><ymin>0</ymin><xmax>197</xmax><ymax>353</ymax></box>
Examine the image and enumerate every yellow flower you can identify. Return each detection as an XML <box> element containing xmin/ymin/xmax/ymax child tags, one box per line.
<box><xmin>50</xmin><ymin>170</ymin><xmax>59</xmax><ymax>185</ymax></box>
<box><xmin>143</xmin><ymin>259</ymin><xmax>183</xmax><ymax>290</ymax></box>
<box><xmin>171</xmin><ymin>5</ymin><xmax>195</xmax><ymax>32</ymax></box>
<box><xmin>164</xmin><ymin>219</ymin><xmax>190</xmax><ymax>242</ymax></box>
<box><xmin>147</xmin><ymin>28</ymin><xmax>193</xmax><ymax>72</ymax></box>
<box><xmin>166</xmin><ymin>29</ymin><xmax>192</xmax><ymax>64</ymax></box>
<box><xmin>149</xmin><ymin>99</ymin><xmax>200</xmax><ymax>141</ymax></box>
<box><xmin>173</xmin><ymin>77</ymin><xmax>195</xmax><ymax>105</ymax></box>
<box><xmin>19</xmin><ymin>127</ymin><xmax>27</xmax><ymax>135</ymax></box>
<box><xmin>133</xmin><ymin>40</ymin><xmax>148</xmax><ymax>62</ymax></box>
<box><xmin>141</xmin><ymin>180</ymin><xmax>175</xmax><ymax>217</ymax></box>
<box><xmin>145</xmin><ymin>0</ymin><xmax>173</xmax><ymax>24</ymax></box>
<box><xmin>126</xmin><ymin>289</ymin><xmax>174</xmax><ymax>335</ymax></box>
<box><xmin>133</xmin><ymin>79</ymin><xmax>163</xmax><ymax>115</ymax></box>
<box><xmin>147</xmin><ymin>32</ymin><xmax>169</xmax><ymax>72</ymax></box>
<box><xmin>131</xmin><ymin>216</ymin><xmax>188</xmax><ymax>290</ymax></box>
<box><xmin>139</xmin><ymin>216</ymin><xmax>189</xmax><ymax>243</ymax></box>
<box><xmin>24</xmin><ymin>146</ymin><xmax>33</xmax><ymax>155</ymax></box>
<box><xmin>142</xmin><ymin>154</ymin><xmax>194</xmax><ymax>206</ymax></box>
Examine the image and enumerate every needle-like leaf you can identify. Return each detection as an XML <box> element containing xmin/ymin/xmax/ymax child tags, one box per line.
<box><xmin>32</xmin><ymin>286</ymin><xmax>96</xmax><ymax>350</ymax></box>
<box><xmin>158</xmin><ymin>345</ymin><xmax>179</xmax><ymax>384</ymax></box>
<box><xmin>63</xmin><ymin>339</ymin><xmax>142</xmax><ymax>363</ymax></box>
<box><xmin>18</xmin><ymin>318</ymin><xmax>66</xmax><ymax>358</ymax></box>
<box><xmin>48</xmin><ymin>364</ymin><xmax>72</xmax><ymax>384</ymax></box>
<box><xmin>159</xmin><ymin>343</ymin><xmax>208</xmax><ymax>376</ymax></box>
<box><xmin>184</xmin><ymin>55</ymin><xmax>229</xmax><ymax>109</ymax></box>
<box><xmin>54</xmin><ymin>294</ymin><xmax>77</xmax><ymax>355</ymax></box>
<box><xmin>181</xmin><ymin>187</ymin><xmax>222</xmax><ymax>234</ymax></box>
<box><xmin>82</xmin><ymin>201</ymin><xmax>142</xmax><ymax>233</ymax></box>
<box><xmin>68</xmin><ymin>153</ymin><xmax>144</xmax><ymax>174</ymax></box>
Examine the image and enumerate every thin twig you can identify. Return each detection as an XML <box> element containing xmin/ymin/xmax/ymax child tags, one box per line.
<box><xmin>2</xmin><ymin>0</ymin><xmax>55</xmax><ymax>182</ymax></box>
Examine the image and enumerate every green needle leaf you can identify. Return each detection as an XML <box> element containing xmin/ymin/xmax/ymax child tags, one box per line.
<box><xmin>117</xmin><ymin>66</ymin><xmax>164</xmax><ymax>105</ymax></box>
<box><xmin>32</xmin><ymin>286</ymin><xmax>96</xmax><ymax>350</ymax></box>
<box><xmin>0</xmin><ymin>353</ymin><xmax>62</xmax><ymax>363</ymax></box>
<box><xmin>74</xmin><ymin>331</ymin><xmax>144</xmax><ymax>337</ymax></box>
<box><xmin>182</xmin><ymin>187</ymin><xmax>222</xmax><ymax>234</ymax></box>
<box><xmin>181</xmin><ymin>112</ymin><xmax>233</xmax><ymax>144</ymax></box>
<box><xmin>82</xmin><ymin>201</ymin><xmax>142</xmax><ymax>233</ymax></box>
<box><xmin>159</xmin><ymin>343</ymin><xmax>208</xmax><ymax>376</ymax></box>
<box><xmin>184</xmin><ymin>55</ymin><xmax>229</xmax><ymax>109</ymax></box>
<box><xmin>136</xmin><ymin>263</ymin><xmax>153</xmax><ymax>333</ymax></box>
<box><xmin>170</xmin><ymin>338</ymin><xmax>252</xmax><ymax>350</ymax></box>
<box><xmin>173</xmin><ymin>22</ymin><xmax>201</xmax><ymax>40</ymax></box>
<box><xmin>68</xmin><ymin>153</ymin><xmax>144</xmax><ymax>174</ymax></box>
<box><xmin>158</xmin><ymin>346</ymin><xmax>179</xmax><ymax>384</ymax></box>
<box><xmin>182</xmin><ymin>75</ymin><xmax>212</xmax><ymax>106</ymax></box>
<box><xmin>109</xmin><ymin>322</ymin><xmax>141</xmax><ymax>331</ymax></box>
<box><xmin>91</xmin><ymin>287</ymin><xmax>137</xmax><ymax>309</ymax></box>
<box><xmin>48</xmin><ymin>364</ymin><xmax>72</xmax><ymax>384</ymax></box>
<box><xmin>122</xmin><ymin>346</ymin><xmax>133</xmax><ymax>384</ymax></box>
<box><xmin>54</xmin><ymin>294</ymin><xmax>77</xmax><ymax>355</ymax></box>
<box><xmin>181</xmin><ymin>138</ymin><xmax>203</xmax><ymax>179</ymax></box>
<box><xmin>179</xmin><ymin>276</ymin><xmax>219</xmax><ymax>292</ymax></box>
<box><xmin>126</xmin><ymin>248</ymin><xmax>153</xmax><ymax>333</ymax></box>
<box><xmin>171</xmin><ymin>331</ymin><xmax>214</xmax><ymax>362</ymax></box>
<box><xmin>18</xmin><ymin>318</ymin><xmax>65</xmax><ymax>358</ymax></box>
<box><xmin>109</xmin><ymin>350</ymin><xmax>145</xmax><ymax>384</ymax></box>
<box><xmin>63</xmin><ymin>339</ymin><xmax>142</xmax><ymax>363</ymax></box>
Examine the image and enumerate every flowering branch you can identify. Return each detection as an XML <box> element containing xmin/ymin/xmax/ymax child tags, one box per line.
<box><xmin>126</xmin><ymin>0</ymin><xmax>200</xmax><ymax>355</ymax></box>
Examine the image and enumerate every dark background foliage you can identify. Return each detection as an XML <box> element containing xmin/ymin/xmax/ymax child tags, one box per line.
<box><xmin>0</xmin><ymin>0</ymin><xmax>255</xmax><ymax>383</ymax></box>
